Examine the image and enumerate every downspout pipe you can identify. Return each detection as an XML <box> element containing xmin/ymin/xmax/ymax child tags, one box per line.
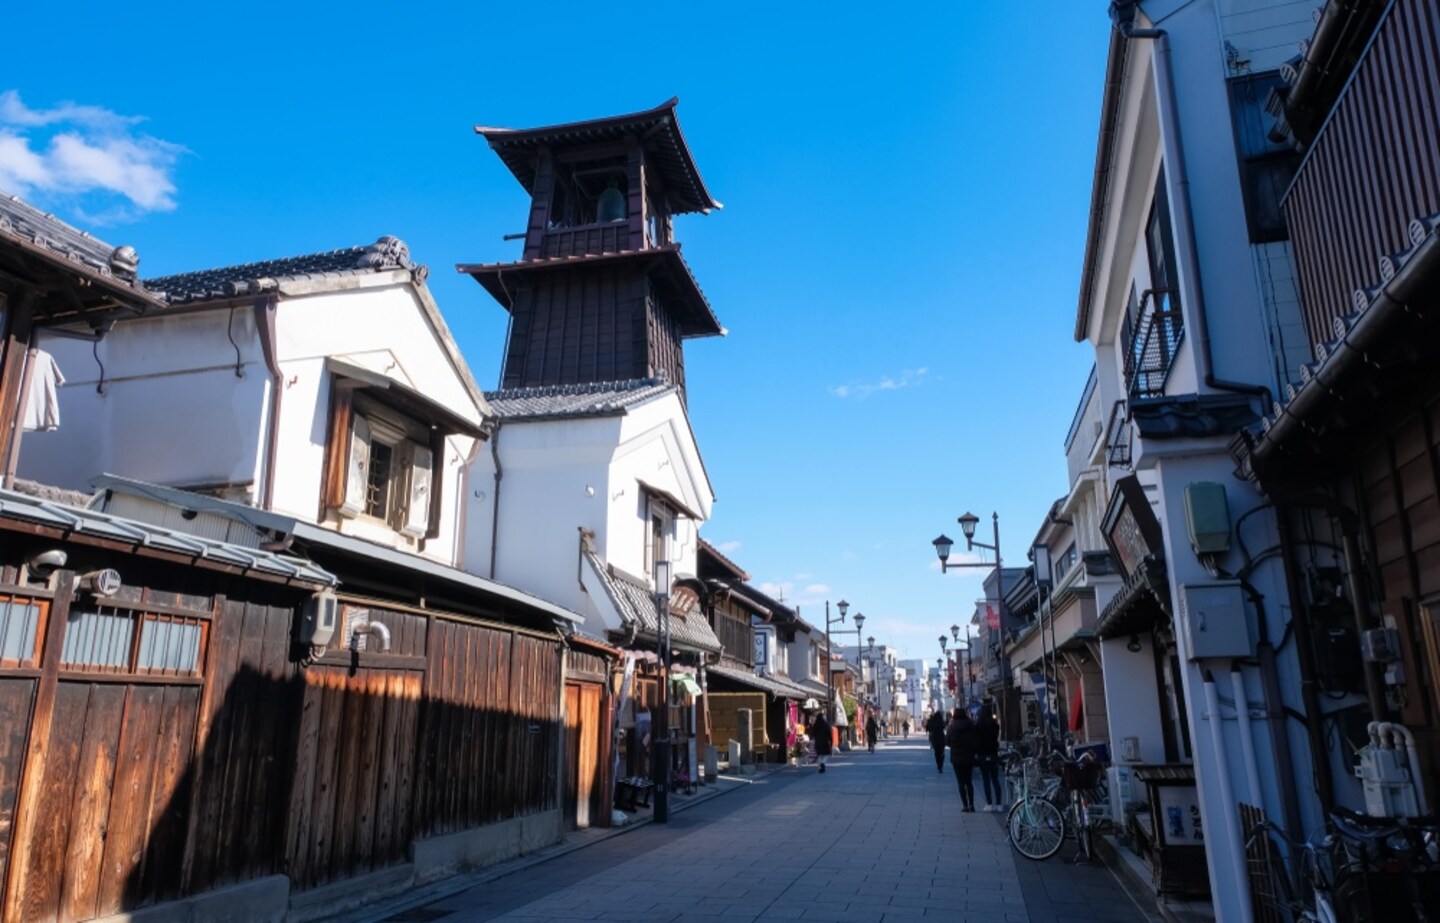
<box><xmin>488</xmin><ymin>422</ymin><xmax>503</xmax><ymax>580</ymax></box>
<box><xmin>1230</xmin><ymin>663</ymin><xmax>1264</xmax><ymax>806</ymax></box>
<box><xmin>1203</xmin><ymin>669</ymin><xmax>1257</xmax><ymax>923</ymax></box>
<box><xmin>1112</xmin><ymin>16</ymin><xmax>1273</xmax><ymax>409</ymax></box>
<box><xmin>254</xmin><ymin>296</ymin><xmax>282</xmax><ymax>511</ymax></box>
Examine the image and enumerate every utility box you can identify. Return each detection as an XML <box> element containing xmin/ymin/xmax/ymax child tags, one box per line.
<box><xmin>1183</xmin><ymin>483</ymin><xmax>1231</xmax><ymax>555</ymax></box>
<box><xmin>1181</xmin><ymin>581</ymin><xmax>1251</xmax><ymax>660</ymax></box>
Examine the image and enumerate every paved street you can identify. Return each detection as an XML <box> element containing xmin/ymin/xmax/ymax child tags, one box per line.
<box><xmin>378</xmin><ymin>740</ymin><xmax>1158</xmax><ymax>923</ymax></box>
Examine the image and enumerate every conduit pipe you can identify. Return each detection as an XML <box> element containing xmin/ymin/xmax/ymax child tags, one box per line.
<box><xmin>350</xmin><ymin>620</ymin><xmax>391</xmax><ymax>652</ymax></box>
<box><xmin>1370</xmin><ymin>721</ymin><xmax>1429</xmax><ymax>814</ymax></box>
<box><xmin>1203</xmin><ymin>670</ymin><xmax>1256</xmax><ymax>923</ymax></box>
<box><xmin>1230</xmin><ymin>663</ymin><xmax>1264</xmax><ymax>806</ymax></box>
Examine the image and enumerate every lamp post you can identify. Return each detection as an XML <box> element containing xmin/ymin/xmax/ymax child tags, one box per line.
<box><xmin>933</xmin><ymin>510</ymin><xmax>1008</xmax><ymax>735</ymax></box>
<box><xmin>653</xmin><ymin>559</ymin><xmax>671</xmax><ymax>824</ymax></box>
<box><xmin>825</xmin><ymin>600</ymin><xmax>863</xmax><ymax>728</ymax></box>
<box><xmin>938</xmin><ymin>634</ymin><xmax>950</xmax><ymax>712</ymax></box>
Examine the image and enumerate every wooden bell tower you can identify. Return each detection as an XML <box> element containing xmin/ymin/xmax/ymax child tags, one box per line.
<box><xmin>460</xmin><ymin>99</ymin><xmax>724</xmax><ymax>400</ymax></box>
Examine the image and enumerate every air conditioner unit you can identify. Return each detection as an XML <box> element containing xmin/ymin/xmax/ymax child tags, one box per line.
<box><xmin>298</xmin><ymin>590</ymin><xmax>339</xmax><ymax>649</ymax></box>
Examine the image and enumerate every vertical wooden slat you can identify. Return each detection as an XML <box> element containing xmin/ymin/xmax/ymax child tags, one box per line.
<box><xmin>0</xmin><ymin>678</ymin><xmax>36</xmax><ymax>897</ymax></box>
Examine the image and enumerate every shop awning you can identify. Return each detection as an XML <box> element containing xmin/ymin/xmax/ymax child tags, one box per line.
<box><xmin>707</xmin><ymin>662</ymin><xmax>805</xmax><ymax>700</ymax></box>
<box><xmin>672</xmin><ymin>673</ymin><xmax>703</xmax><ymax>697</ymax></box>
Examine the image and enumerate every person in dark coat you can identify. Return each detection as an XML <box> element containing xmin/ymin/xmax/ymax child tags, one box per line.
<box><xmin>946</xmin><ymin>707</ymin><xmax>979</xmax><ymax>812</ymax></box>
<box><xmin>974</xmin><ymin>702</ymin><xmax>1003</xmax><ymax>810</ymax></box>
<box><xmin>812</xmin><ymin>711</ymin><xmax>833</xmax><ymax>773</ymax></box>
<box><xmin>864</xmin><ymin>714</ymin><xmax>880</xmax><ymax>753</ymax></box>
<box><xmin>925</xmin><ymin>708</ymin><xmax>948</xmax><ymax>773</ymax></box>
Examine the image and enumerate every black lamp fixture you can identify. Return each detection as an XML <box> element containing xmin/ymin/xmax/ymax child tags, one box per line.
<box><xmin>867</xmin><ymin>635</ymin><xmax>875</xmax><ymax>651</ymax></box>
<box><xmin>938</xmin><ymin>634</ymin><xmax>947</xmax><ymax>652</ymax></box>
<box><xmin>854</xmin><ymin>612</ymin><xmax>865</xmax><ymax>631</ymax></box>
<box><xmin>1127</xmin><ymin>634</ymin><xmax>1143</xmax><ymax>653</ymax></box>
<box><xmin>951</xmin><ymin>623</ymin><xmax>961</xmax><ymax>643</ymax></box>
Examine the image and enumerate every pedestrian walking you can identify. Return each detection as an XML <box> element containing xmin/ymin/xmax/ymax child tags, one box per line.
<box><xmin>812</xmin><ymin>711</ymin><xmax>833</xmax><ymax>773</ymax></box>
<box><xmin>902</xmin><ymin>720</ymin><xmax>910</xmax><ymax>739</ymax></box>
<box><xmin>975</xmin><ymin>702</ymin><xmax>1003</xmax><ymax>811</ymax></box>
<box><xmin>946</xmin><ymin>707</ymin><xmax>978</xmax><ymax>812</ymax></box>
<box><xmin>925</xmin><ymin>709</ymin><xmax>947</xmax><ymax>773</ymax></box>
<box><xmin>865</xmin><ymin>714</ymin><xmax>879</xmax><ymax>753</ymax></box>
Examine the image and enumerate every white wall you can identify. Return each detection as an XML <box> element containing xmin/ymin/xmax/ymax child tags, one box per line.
<box><xmin>465</xmin><ymin>390</ymin><xmax>713</xmax><ymax>637</ymax></box>
<box><xmin>22</xmin><ymin>279</ymin><xmax>484</xmax><ymax>567</ymax></box>
<box><xmin>24</xmin><ymin>309</ymin><xmax>268</xmax><ymax>492</ymax></box>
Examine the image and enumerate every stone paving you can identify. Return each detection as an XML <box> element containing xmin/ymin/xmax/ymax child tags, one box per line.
<box><xmin>376</xmin><ymin>740</ymin><xmax>1160</xmax><ymax>922</ymax></box>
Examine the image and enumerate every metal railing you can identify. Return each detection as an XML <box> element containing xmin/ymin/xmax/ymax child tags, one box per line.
<box><xmin>1124</xmin><ymin>288</ymin><xmax>1184</xmax><ymax>399</ymax></box>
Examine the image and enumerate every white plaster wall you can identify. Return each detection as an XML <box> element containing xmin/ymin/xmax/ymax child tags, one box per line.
<box><xmin>23</xmin><ymin>310</ymin><xmax>268</xmax><ymax>492</ymax></box>
<box><xmin>465</xmin><ymin>391</ymin><xmax>713</xmax><ymax>638</ymax></box>
<box><xmin>268</xmin><ymin>283</ymin><xmax>483</xmax><ymax>564</ymax></box>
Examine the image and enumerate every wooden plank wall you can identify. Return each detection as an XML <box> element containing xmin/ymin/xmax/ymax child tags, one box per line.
<box><xmin>0</xmin><ymin>577</ymin><xmax>568</xmax><ymax>923</ymax></box>
<box><xmin>1282</xmin><ymin>0</ymin><xmax>1440</xmax><ymax>349</ymax></box>
<box><xmin>501</xmin><ymin>268</ymin><xmax>650</xmax><ymax>390</ymax></box>
<box><xmin>413</xmin><ymin>620</ymin><xmax>561</xmax><ymax>837</ymax></box>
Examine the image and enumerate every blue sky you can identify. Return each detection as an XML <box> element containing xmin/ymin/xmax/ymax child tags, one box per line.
<box><xmin>4</xmin><ymin>2</ymin><xmax>1108</xmax><ymax>663</ymax></box>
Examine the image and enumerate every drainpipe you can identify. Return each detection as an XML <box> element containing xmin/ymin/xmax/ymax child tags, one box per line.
<box><xmin>1202</xmin><ymin>669</ymin><xmax>1257</xmax><ymax>923</ymax></box>
<box><xmin>1112</xmin><ymin>15</ymin><xmax>1273</xmax><ymax>409</ymax></box>
<box><xmin>488</xmin><ymin>423</ymin><xmax>504</xmax><ymax>580</ymax></box>
<box><xmin>1230</xmin><ymin>663</ymin><xmax>1264</xmax><ymax>805</ymax></box>
<box><xmin>254</xmin><ymin>296</ymin><xmax>282</xmax><ymax>510</ymax></box>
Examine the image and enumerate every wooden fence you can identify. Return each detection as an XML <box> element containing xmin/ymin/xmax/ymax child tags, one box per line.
<box><xmin>0</xmin><ymin>567</ymin><xmax>566</xmax><ymax>923</ymax></box>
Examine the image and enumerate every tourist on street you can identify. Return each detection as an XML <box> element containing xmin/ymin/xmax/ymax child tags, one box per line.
<box><xmin>946</xmin><ymin>707</ymin><xmax>979</xmax><ymax>812</ymax></box>
<box><xmin>902</xmin><ymin>720</ymin><xmax>910</xmax><ymax>739</ymax></box>
<box><xmin>865</xmin><ymin>714</ymin><xmax>879</xmax><ymax>753</ymax></box>
<box><xmin>975</xmin><ymin>702</ymin><xmax>1003</xmax><ymax>811</ymax></box>
<box><xmin>812</xmin><ymin>710</ymin><xmax>833</xmax><ymax>773</ymax></box>
<box><xmin>925</xmin><ymin>708</ymin><xmax>947</xmax><ymax>773</ymax></box>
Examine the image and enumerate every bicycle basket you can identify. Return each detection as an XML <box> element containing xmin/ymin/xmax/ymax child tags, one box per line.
<box><xmin>1061</xmin><ymin>760</ymin><xmax>1104</xmax><ymax>791</ymax></box>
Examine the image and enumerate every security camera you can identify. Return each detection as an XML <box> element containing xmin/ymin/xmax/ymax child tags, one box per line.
<box><xmin>26</xmin><ymin>549</ymin><xmax>67</xmax><ymax>579</ymax></box>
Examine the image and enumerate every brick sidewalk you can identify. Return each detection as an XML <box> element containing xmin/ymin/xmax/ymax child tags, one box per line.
<box><xmin>361</xmin><ymin>741</ymin><xmax>1162</xmax><ymax>922</ymax></box>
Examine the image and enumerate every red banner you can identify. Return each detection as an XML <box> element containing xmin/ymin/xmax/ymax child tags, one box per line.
<box><xmin>985</xmin><ymin>605</ymin><xmax>1000</xmax><ymax>630</ymax></box>
<box><xmin>946</xmin><ymin>660</ymin><xmax>956</xmax><ymax>692</ymax></box>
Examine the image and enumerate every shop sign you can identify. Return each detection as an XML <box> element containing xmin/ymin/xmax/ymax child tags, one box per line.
<box><xmin>1157</xmin><ymin>784</ymin><xmax>1204</xmax><ymax>845</ymax></box>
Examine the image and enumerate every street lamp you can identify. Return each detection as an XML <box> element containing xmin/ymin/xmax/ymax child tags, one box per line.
<box><xmin>653</xmin><ymin>558</ymin><xmax>672</xmax><ymax>823</ymax></box>
<box><xmin>825</xmin><ymin>599</ymin><xmax>863</xmax><ymax>733</ymax></box>
<box><xmin>932</xmin><ymin>510</ymin><xmax>1009</xmax><ymax>735</ymax></box>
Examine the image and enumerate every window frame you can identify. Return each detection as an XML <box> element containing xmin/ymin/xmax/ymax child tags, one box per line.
<box><xmin>57</xmin><ymin>602</ymin><xmax>209</xmax><ymax>681</ymax></box>
<box><xmin>0</xmin><ymin>594</ymin><xmax>48</xmax><ymax>670</ymax></box>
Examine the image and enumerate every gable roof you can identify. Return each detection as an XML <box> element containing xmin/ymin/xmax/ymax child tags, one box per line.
<box><xmin>145</xmin><ymin>236</ymin><xmax>420</xmax><ymax>305</ymax></box>
<box><xmin>485</xmin><ymin>378</ymin><xmax>678</xmax><ymax>421</ymax></box>
<box><xmin>475</xmin><ymin>98</ymin><xmax>721</xmax><ymax>215</ymax></box>
<box><xmin>0</xmin><ymin>192</ymin><xmax>166</xmax><ymax>324</ymax></box>
<box><xmin>582</xmin><ymin>549</ymin><xmax>722</xmax><ymax>654</ymax></box>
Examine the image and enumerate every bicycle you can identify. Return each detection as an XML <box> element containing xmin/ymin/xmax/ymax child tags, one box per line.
<box><xmin>1242</xmin><ymin>815</ymin><xmax>1336</xmax><ymax>923</ymax></box>
<box><xmin>1005</xmin><ymin>755</ymin><xmax>1066</xmax><ymax>860</ymax></box>
<box><xmin>1058</xmin><ymin>752</ymin><xmax>1105</xmax><ymax>863</ymax></box>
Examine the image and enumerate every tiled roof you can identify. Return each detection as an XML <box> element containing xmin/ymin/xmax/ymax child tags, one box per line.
<box><xmin>485</xmin><ymin>378</ymin><xmax>677</xmax><ymax>421</ymax></box>
<box><xmin>145</xmin><ymin>236</ymin><xmax>419</xmax><ymax>305</ymax></box>
<box><xmin>0</xmin><ymin>488</ymin><xmax>337</xmax><ymax>588</ymax></box>
<box><xmin>0</xmin><ymin>192</ymin><xmax>165</xmax><ymax>317</ymax></box>
<box><xmin>1240</xmin><ymin>211</ymin><xmax>1440</xmax><ymax>479</ymax></box>
<box><xmin>582</xmin><ymin>550</ymin><xmax>721</xmax><ymax>654</ymax></box>
<box><xmin>707</xmin><ymin>662</ymin><xmax>806</xmax><ymax>700</ymax></box>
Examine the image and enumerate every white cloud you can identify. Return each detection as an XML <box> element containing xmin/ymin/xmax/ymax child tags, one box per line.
<box><xmin>828</xmin><ymin>367</ymin><xmax>929</xmax><ymax>399</ymax></box>
<box><xmin>0</xmin><ymin>90</ymin><xmax>184</xmax><ymax>220</ymax></box>
<box><xmin>803</xmin><ymin>583</ymin><xmax>830</xmax><ymax>596</ymax></box>
<box><xmin>715</xmin><ymin>540</ymin><xmax>742</xmax><ymax>554</ymax></box>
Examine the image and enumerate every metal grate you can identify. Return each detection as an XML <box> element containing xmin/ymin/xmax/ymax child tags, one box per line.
<box><xmin>61</xmin><ymin>606</ymin><xmax>205</xmax><ymax>676</ymax></box>
<box><xmin>0</xmin><ymin>597</ymin><xmax>43</xmax><ymax>666</ymax></box>
<box><xmin>1124</xmin><ymin>288</ymin><xmax>1184</xmax><ymax>399</ymax></box>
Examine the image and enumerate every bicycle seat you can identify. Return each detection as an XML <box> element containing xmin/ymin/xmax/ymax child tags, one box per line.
<box><xmin>1331</xmin><ymin>807</ymin><xmax>1401</xmax><ymax>843</ymax></box>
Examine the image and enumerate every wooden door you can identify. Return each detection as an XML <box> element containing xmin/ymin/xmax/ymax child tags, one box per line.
<box><xmin>576</xmin><ymin>684</ymin><xmax>601</xmax><ymax>828</ymax></box>
<box><xmin>563</xmin><ymin>684</ymin><xmax>581</xmax><ymax>828</ymax></box>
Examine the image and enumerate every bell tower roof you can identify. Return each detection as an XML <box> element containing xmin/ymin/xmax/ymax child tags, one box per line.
<box><xmin>475</xmin><ymin>97</ymin><xmax>722</xmax><ymax>216</ymax></box>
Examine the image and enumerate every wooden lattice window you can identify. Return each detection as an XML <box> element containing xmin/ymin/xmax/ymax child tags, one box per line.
<box><xmin>60</xmin><ymin>606</ymin><xmax>207</xmax><ymax>677</ymax></box>
<box><xmin>0</xmin><ymin>595</ymin><xmax>46</xmax><ymax>668</ymax></box>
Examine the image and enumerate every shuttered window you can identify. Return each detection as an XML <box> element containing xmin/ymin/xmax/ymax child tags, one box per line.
<box><xmin>60</xmin><ymin>606</ymin><xmax>207</xmax><ymax>677</ymax></box>
<box><xmin>325</xmin><ymin>384</ymin><xmax>440</xmax><ymax>539</ymax></box>
<box><xmin>0</xmin><ymin>596</ymin><xmax>45</xmax><ymax>667</ymax></box>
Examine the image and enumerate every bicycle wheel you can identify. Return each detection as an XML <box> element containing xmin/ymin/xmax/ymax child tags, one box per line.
<box><xmin>1008</xmin><ymin>796</ymin><xmax>1065</xmax><ymax>860</ymax></box>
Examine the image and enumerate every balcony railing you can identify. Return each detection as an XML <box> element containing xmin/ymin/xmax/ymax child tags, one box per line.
<box><xmin>1123</xmin><ymin>288</ymin><xmax>1184</xmax><ymax>399</ymax></box>
<box><xmin>538</xmin><ymin>222</ymin><xmax>632</xmax><ymax>259</ymax></box>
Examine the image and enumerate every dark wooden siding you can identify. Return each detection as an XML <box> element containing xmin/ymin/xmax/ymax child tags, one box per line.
<box><xmin>413</xmin><ymin>621</ymin><xmax>560</xmax><ymax>836</ymax></box>
<box><xmin>0</xmin><ymin>565</ymin><xmax>568</xmax><ymax>922</ymax></box>
<box><xmin>648</xmin><ymin>292</ymin><xmax>685</xmax><ymax>398</ymax></box>
<box><xmin>1283</xmin><ymin>0</ymin><xmax>1440</xmax><ymax>349</ymax></box>
<box><xmin>501</xmin><ymin>268</ymin><xmax>650</xmax><ymax>390</ymax></box>
<box><xmin>1353</xmin><ymin>392</ymin><xmax>1440</xmax><ymax>800</ymax></box>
